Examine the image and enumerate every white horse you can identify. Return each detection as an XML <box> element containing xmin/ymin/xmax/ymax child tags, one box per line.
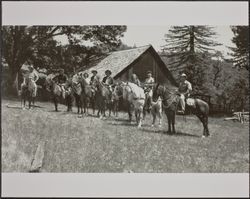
<box><xmin>20</xmin><ymin>77</ymin><xmax>37</xmax><ymax>109</ymax></box>
<box><xmin>120</xmin><ymin>82</ymin><xmax>145</xmax><ymax>128</ymax></box>
<box><xmin>150</xmin><ymin>96</ymin><xmax>163</xmax><ymax>127</ymax></box>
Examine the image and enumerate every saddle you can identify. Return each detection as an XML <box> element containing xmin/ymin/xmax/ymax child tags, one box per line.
<box><xmin>186</xmin><ymin>98</ymin><xmax>196</xmax><ymax>107</ymax></box>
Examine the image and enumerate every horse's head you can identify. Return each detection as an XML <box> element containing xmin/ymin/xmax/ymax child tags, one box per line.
<box><xmin>152</xmin><ymin>83</ymin><xmax>162</xmax><ymax>102</ymax></box>
<box><xmin>112</xmin><ymin>83</ymin><xmax>123</xmax><ymax>100</ymax></box>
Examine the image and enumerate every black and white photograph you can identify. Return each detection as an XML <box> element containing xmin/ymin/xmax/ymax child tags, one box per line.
<box><xmin>1</xmin><ymin>1</ymin><xmax>249</xmax><ymax>197</ymax></box>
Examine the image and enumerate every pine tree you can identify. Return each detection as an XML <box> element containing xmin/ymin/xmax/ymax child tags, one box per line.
<box><xmin>162</xmin><ymin>26</ymin><xmax>220</xmax><ymax>93</ymax></box>
<box><xmin>229</xmin><ymin>26</ymin><xmax>249</xmax><ymax>70</ymax></box>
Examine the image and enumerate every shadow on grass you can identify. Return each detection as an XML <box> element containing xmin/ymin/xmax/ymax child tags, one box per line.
<box><xmin>106</xmin><ymin>121</ymin><xmax>135</xmax><ymax>127</ymax></box>
<box><xmin>48</xmin><ymin>110</ymin><xmax>62</xmax><ymax>113</ymax></box>
<box><xmin>139</xmin><ymin>128</ymin><xmax>200</xmax><ymax>138</ymax></box>
<box><xmin>5</xmin><ymin>105</ymin><xmax>22</xmax><ymax>110</ymax></box>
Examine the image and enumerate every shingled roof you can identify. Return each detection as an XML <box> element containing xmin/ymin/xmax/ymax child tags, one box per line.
<box><xmin>84</xmin><ymin>45</ymin><xmax>151</xmax><ymax>77</ymax></box>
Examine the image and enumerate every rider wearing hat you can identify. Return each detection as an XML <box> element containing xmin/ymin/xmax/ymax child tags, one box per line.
<box><xmin>52</xmin><ymin>68</ymin><xmax>68</xmax><ymax>98</ymax></box>
<box><xmin>144</xmin><ymin>70</ymin><xmax>155</xmax><ymax>110</ymax></box>
<box><xmin>178</xmin><ymin>73</ymin><xmax>192</xmax><ymax>114</ymax></box>
<box><xmin>90</xmin><ymin>70</ymin><xmax>98</xmax><ymax>85</ymax></box>
<box><xmin>21</xmin><ymin>64</ymin><xmax>39</xmax><ymax>97</ymax></box>
<box><xmin>102</xmin><ymin>69</ymin><xmax>114</xmax><ymax>86</ymax></box>
<box><xmin>131</xmin><ymin>73</ymin><xmax>141</xmax><ymax>87</ymax></box>
<box><xmin>83</xmin><ymin>72</ymin><xmax>90</xmax><ymax>85</ymax></box>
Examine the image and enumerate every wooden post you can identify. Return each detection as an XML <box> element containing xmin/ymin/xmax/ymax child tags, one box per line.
<box><xmin>29</xmin><ymin>141</ymin><xmax>46</xmax><ymax>172</ymax></box>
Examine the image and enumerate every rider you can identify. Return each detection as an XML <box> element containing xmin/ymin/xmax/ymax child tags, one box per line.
<box><xmin>178</xmin><ymin>73</ymin><xmax>192</xmax><ymax>114</ymax></box>
<box><xmin>83</xmin><ymin>72</ymin><xmax>91</xmax><ymax>85</ymax></box>
<box><xmin>52</xmin><ymin>68</ymin><xmax>68</xmax><ymax>98</ymax></box>
<box><xmin>131</xmin><ymin>73</ymin><xmax>141</xmax><ymax>87</ymax></box>
<box><xmin>21</xmin><ymin>64</ymin><xmax>39</xmax><ymax>97</ymax></box>
<box><xmin>102</xmin><ymin>69</ymin><xmax>114</xmax><ymax>91</ymax></box>
<box><xmin>90</xmin><ymin>70</ymin><xmax>98</xmax><ymax>85</ymax></box>
<box><xmin>72</xmin><ymin>71</ymin><xmax>82</xmax><ymax>95</ymax></box>
<box><xmin>144</xmin><ymin>70</ymin><xmax>155</xmax><ymax>111</ymax></box>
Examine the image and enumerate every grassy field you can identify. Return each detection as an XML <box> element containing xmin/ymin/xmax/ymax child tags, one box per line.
<box><xmin>2</xmin><ymin>99</ymin><xmax>249</xmax><ymax>173</ymax></box>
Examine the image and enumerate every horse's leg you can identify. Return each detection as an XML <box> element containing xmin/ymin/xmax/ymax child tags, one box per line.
<box><xmin>143</xmin><ymin>107</ymin><xmax>147</xmax><ymax>120</ymax></box>
<box><xmin>76</xmin><ymin>96</ymin><xmax>80</xmax><ymax>114</ymax></box>
<box><xmin>203</xmin><ymin>114</ymin><xmax>209</xmax><ymax>137</ymax></box>
<box><xmin>138</xmin><ymin>106</ymin><xmax>144</xmax><ymax>128</ymax></box>
<box><xmin>103</xmin><ymin>101</ymin><xmax>106</xmax><ymax>117</ymax></box>
<box><xmin>54</xmin><ymin>96</ymin><xmax>58</xmax><ymax>112</ymax></box>
<box><xmin>158</xmin><ymin>109</ymin><xmax>162</xmax><ymax>127</ymax></box>
<box><xmin>86</xmin><ymin>98</ymin><xmax>89</xmax><ymax>115</ymax></box>
<box><xmin>29</xmin><ymin>95</ymin><xmax>32</xmax><ymax>109</ymax></box>
<box><xmin>22</xmin><ymin>94</ymin><xmax>25</xmax><ymax>109</ymax></box>
<box><xmin>166</xmin><ymin>111</ymin><xmax>171</xmax><ymax>133</ymax></box>
<box><xmin>80</xmin><ymin>97</ymin><xmax>83</xmax><ymax>115</ymax></box>
<box><xmin>116</xmin><ymin>101</ymin><xmax>119</xmax><ymax>117</ymax></box>
<box><xmin>205</xmin><ymin>116</ymin><xmax>209</xmax><ymax>136</ymax></box>
<box><xmin>172</xmin><ymin>111</ymin><xmax>176</xmax><ymax>134</ymax></box>
<box><xmin>92</xmin><ymin>97</ymin><xmax>95</xmax><ymax>115</ymax></box>
<box><xmin>70</xmin><ymin>95</ymin><xmax>73</xmax><ymax>111</ymax></box>
<box><xmin>196</xmin><ymin>113</ymin><xmax>208</xmax><ymax>137</ymax></box>
<box><xmin>128</xmin><ymin>105</ymin><xmax>132</xmax><ymax>123</ymax></box>
<box><xmin>151</xmin><ymin>113</ymin><xmax>156</xmax><ymax>127</ymax></box>
<box><xmin>32</xmin><ymin>97</ymin><xmax>35</xmax><ymax>108</ymax></box>
<box><xmin>66</xmin><ymin>96</ymin><xmax>70</xmax><ymax>112</ymax></box>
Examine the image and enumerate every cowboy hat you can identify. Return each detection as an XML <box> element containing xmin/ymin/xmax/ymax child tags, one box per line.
<box><xmin>147</xmin><ymin>70</ymin><xmax>152</xmax><ymax>74</ymax></box>
<box><xmin>105</xmin><ymin>69</ymin><xmax>112</xmax><ymax>74</ymax></box>
<box><xmin>180</xmin><ymin>73</ymin><xmax>187</xmax><ymax>78</ymax></box>
<box><xmin>83</xmin><ymin>72</ymin><xmax>89</xmax><ymax>77</ymax></box>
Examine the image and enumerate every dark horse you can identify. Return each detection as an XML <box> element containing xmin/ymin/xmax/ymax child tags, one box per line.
<box><xmin>153</xmin><ymin>84</ymin><xmax>209</xmax><ymax>137</ymax></box>
<box><xmin>93</xmin><ymin>79</ymin><xmax>112</xmax><ymax>118</ymax></box>
<box><xmin>45</xmin><ymin>75</ymin><xmax>73</xmax><ymax>112</ymax></box>
<box><xmin>71</xmin><ymin>76</ymin><xmax>96</xmax><ymax>116</ymax></box>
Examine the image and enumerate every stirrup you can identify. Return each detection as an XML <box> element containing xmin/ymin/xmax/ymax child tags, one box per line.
<box><xmin>177</xmin><ymin>110</ymin><xmax>185</xmax><ymax>114</ymax></box>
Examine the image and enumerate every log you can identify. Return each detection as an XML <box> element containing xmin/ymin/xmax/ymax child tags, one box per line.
<box><xmin>29</xmin><ymin>140</ymin><xmax>45</xmax><ymax>172</ymax></box>
<box><xmin>233</xmin><ymin>112</ymin><xmax>249</xmax><ymax>115</ymax></box>
<box><xmin>224</xmin><ymin>117</ymin><xmax>239</xmax><ymax>121</ymax></box>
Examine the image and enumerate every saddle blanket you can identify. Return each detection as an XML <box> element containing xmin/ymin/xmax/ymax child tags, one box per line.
<box><xmin>186</xmin><ymin>98</ymin><xmax>196</xmax><ymax>107</ymax></box>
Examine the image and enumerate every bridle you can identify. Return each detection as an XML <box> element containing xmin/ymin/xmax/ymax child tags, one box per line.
<box><xmin>154</xmin><ymin>84</ymin><xmax>179</xmax><ymax>109</ymax></box>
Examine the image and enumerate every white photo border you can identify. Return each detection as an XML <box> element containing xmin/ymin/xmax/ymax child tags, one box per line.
<box><xmin>1</xmin><ymin>1</ymin><xmax>249</xmax><ymax>197</ymax></box>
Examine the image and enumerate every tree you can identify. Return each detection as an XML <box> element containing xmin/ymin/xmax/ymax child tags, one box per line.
<box><xmin>229</xmin><ymin>26</ymin><xmax>249</xmax><ymax>70</ymax></box>
<box><xmin>2</xmin><ymin>25</ymin><xmax>126</xmax><ymax>94</ymax></box>
<box><xmin>162</xmin><ymin>26</ymin><xmax>221</xmax><ymax>93</ymax></box>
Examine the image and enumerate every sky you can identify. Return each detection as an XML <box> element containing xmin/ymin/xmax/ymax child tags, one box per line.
<box><xmin>120</xmin><ymin>26</ymin><xmax>235</xmax><ymax>57</ymax></box>
<box><xmin>55</xmin><ymin>26</ymin><xmax>235</xmax><ymax>58</ymax></box>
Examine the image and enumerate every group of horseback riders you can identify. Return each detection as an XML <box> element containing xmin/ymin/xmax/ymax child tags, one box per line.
<box><xmin>20</xmin><ymin>64</ymin><xmax>211</xmax><ymax>137</ymax></box>
<box><xmin>20</xmin><ymin>63</ymin><xmax>193</xmax><ymax>114</ymax></box>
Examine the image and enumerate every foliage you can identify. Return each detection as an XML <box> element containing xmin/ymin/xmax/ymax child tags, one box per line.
<box><xmin>229</xmin><ymin>26</ymin><xmax>249</xmax><ymax>70</ymax></box>
<box><xmin>202</xmin><ymin>52</ymin><xmax>249</xmax><ymax>112</ymax></box>
<box><xmin>2</xmin><ymin>26</ymin><xmax>127</xmax><ymax>94</ymax></box>
<box><xmin>162</xmin><ymin>26</ymin><xmax>221</xmax><ymax>93</ymax></box>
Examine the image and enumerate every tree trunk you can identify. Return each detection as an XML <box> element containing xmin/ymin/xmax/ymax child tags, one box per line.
<box><xmin>5</xmin><ymin>65</ymin><xmax>22</xmax><ymax>96</ymax></box>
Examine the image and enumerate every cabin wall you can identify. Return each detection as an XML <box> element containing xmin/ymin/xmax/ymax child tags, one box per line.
<box><xmin>117</xmin><ymin>51</ymin><xmax>172</xmax><ymax>85</ymax></box>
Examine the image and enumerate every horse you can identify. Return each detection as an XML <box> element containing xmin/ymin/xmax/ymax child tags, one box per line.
<box><xmin>20</xmin><ymin>77</ymin><xmax>37</xmax><ymax>109</ymax></box>
<box><xmin>45</xmin><ymin>74</ymin><xmax>73</xmax><ymax>112</ymax></box>
<box><xmin>93</xmin><ymin>79</ymin><xmax>112</xmax><ymax>118</ymax></box>
<box><xmin>110</xmin><ymin>83</ymin><xmax>123</xmax><ymax>117</ymax></box>
<box><xmin>150</xmin><ymin>96</ymin><xmax>163</xmax><ymax>127</ymax></box>
<box><xmin>79</xmin><ymin>77</ymin><xmax>96</xmax><ymax>116</ymax></box>
<box><xmin>119</xmin><ymin>82</ymin><xmax>145</xmax><ymax>128</ymax></box>
<box><xmin>152</xmin><ymin>84</ymin><xmax>210</xmax><ymax>137</ymax></box>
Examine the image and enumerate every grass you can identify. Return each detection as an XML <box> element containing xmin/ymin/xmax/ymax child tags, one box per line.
<box><xmin>2</xmin><ymin>99</ymin><xmax>249</xmax><ymax>173</ymax></box>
